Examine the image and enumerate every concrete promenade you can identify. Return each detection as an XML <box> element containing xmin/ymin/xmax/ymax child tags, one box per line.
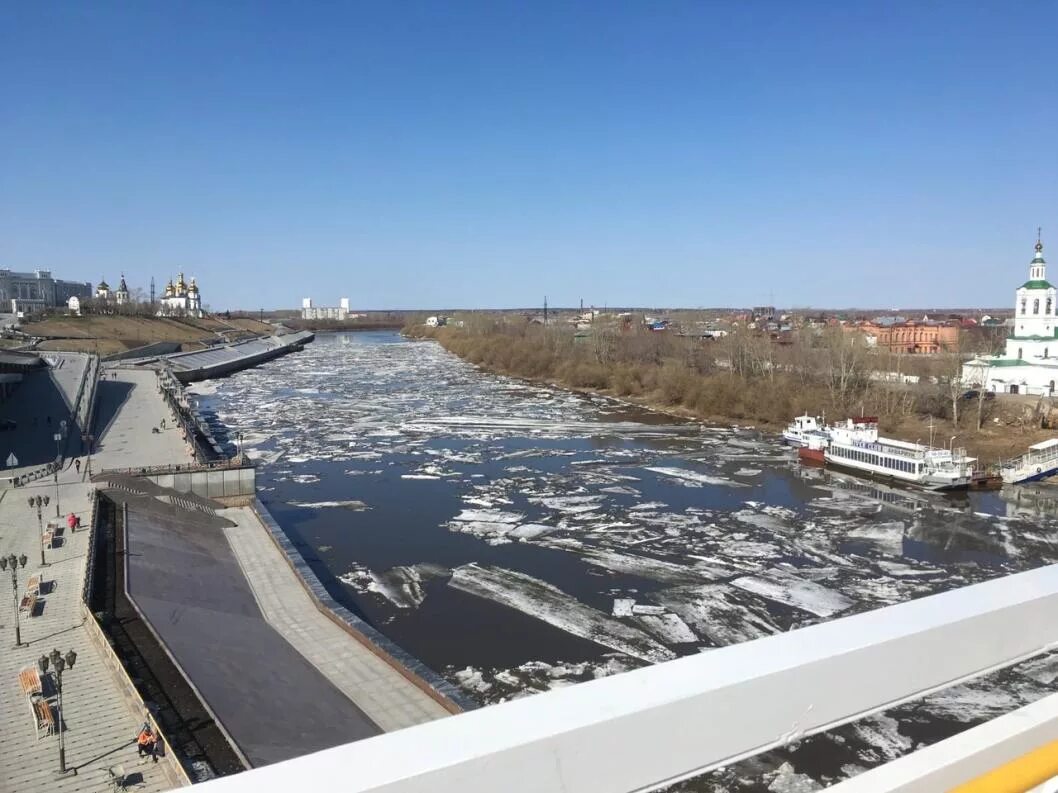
<box><xmin>221</xmin><ymin>507</ymin><xmax>451</xmax><ymax>731</ymax></box>
<box><xmin>92</xmin><ymin>369</ymin><xmax>194</xmax><ymax>468</ymax></box>
<box><xmin>2</xmin><ymin>359</ymin><xmax>454</xmax><ymax>792</ymax></box>
<box><xmin>0</xmin><ymin>367</ymin><xmax>189</xmax><ymax>793</ymax></box>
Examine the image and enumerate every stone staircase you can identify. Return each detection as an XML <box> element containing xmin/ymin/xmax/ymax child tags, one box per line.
<box><xmin>92</xmin><ymin>472</ymin><xmax>233</xmax><ymax>528</ymax></box>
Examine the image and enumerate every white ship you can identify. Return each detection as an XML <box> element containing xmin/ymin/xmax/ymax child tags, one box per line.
<box><xmin>1000</xmin><ymin>438</ymin><xmax>1058</xmax><ymax>485</ymax></box>
<box><xmin>820</xmin><ymin>417</ymin><xmax>974</xmax><ymax>491</ymax></box>
<box><xmin>782</xmin><ymin>413</ymin><xmax>824</xmax><ymax>447</ymax></box>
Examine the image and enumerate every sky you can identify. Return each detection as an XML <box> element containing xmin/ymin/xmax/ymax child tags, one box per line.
<box><xmin>2</xmin><ymin>2</ymin><xmax>1057</xmax><ymax>311</ymax></box>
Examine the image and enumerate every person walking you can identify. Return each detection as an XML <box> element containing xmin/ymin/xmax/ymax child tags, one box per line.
<box><xmin>74</xmin><ymin>458</ymin><xmax>81</xmax><ymax>475</ymax></box>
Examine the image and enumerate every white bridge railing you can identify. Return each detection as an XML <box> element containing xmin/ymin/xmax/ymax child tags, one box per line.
<box><xmin>195</xmin><ymin>565</ymin><xmax>1058</xmax><ymax>793</ymax></box>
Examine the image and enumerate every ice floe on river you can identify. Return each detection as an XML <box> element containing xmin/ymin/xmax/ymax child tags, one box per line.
<box><xmin>449</xmin><ymin>564</ymin><xmax>675</xmax><ymax>663</ymax></box>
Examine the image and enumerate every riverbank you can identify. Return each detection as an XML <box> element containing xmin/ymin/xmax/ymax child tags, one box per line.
<box><xmin>406</xmin><ymin>324</ymin><xmax>1056</xmax><ymax>465</ymax></box>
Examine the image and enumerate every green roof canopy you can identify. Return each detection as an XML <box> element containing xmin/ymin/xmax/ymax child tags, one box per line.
<box><xmin>1020</xmin><ymin>279</ymin><xmax>1054</xmax><ymax>290</ymax></box>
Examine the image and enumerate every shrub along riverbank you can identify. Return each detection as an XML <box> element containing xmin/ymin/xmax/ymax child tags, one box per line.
<box><xmin>405</xmin><ymin>318</ymin><xmax>1055</xmax><ymax>464</ymax></box>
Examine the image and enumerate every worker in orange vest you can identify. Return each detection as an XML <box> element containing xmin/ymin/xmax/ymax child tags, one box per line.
<box><xmin>137</xmin><ymin>727</ymin><xmax>157</xmax><ymax>761</ymax></box>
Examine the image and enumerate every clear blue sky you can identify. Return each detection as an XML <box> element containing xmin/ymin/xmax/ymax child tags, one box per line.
<box><xmin>2</xmin><ymin>2</ymin><xmax>1056</xmax><ymax>310</ymax></box>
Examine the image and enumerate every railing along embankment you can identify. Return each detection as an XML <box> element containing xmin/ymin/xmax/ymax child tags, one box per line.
<box><xmin>156</xmin><ymin>364</ymin><xmax>214</xmax><ymax>463</ymax></box>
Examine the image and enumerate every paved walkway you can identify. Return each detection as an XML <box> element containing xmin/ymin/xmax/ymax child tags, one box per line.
<box><xmin>221</xmin><ymin>507</ymin><xmax>451</xmax><ymax>731</ymax></box>
<box><xmin>0</xmin><ymin>367</ymin><xmax>192</xmax><ymax>793</ymax></box>
<box><xmin>92</xmin><ymin>369</ymin><xmax>193</xmax><ymax>469</ymax></box>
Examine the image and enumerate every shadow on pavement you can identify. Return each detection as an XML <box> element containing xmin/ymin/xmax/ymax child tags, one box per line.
<box><xmin>91</xmin><ymin>379</ymin><xmax>135</xmax><ymax>441</ymax></box>
<box><xmin>0</xmin><ymin>369</ymin><xmax>84</xmax><ymax>468</ymax></box>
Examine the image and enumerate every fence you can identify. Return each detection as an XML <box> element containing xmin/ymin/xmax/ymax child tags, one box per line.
<box><xmin>147</xmin><ymin>465</ymin><xmax>255</xmax><ymax>501</ymax></box>
<box><xmin>156</xmin><ymin>365</ymin><xmax>209</xmax><ymax>463</ymax></box>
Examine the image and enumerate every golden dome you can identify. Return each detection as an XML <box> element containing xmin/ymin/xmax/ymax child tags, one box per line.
<box><xmin>188</xmin><ymin>278</ymin><xmax>199</xmax><ymax>294</ymax></box>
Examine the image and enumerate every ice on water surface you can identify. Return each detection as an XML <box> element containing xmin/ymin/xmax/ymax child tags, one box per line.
<box><xmin>195</xmin><ymin>331</ymin><xmax>1058</xmax><ymax>791</ymax></box>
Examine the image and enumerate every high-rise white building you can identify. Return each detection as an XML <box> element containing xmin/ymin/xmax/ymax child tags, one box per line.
<box><xmin>301</xmin><ymin>297</ymin><xmax>350</xmax><ymax>320</ymax></box>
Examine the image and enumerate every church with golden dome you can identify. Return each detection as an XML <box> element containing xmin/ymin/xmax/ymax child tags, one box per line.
<box><xmin>156</xmin><ymin>273</ymin><xmax>204</xmax><ymax>318</ymax></box>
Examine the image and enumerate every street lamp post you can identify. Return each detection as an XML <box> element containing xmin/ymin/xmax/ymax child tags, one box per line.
<box><xmin>40</xmin><ymin>648</ymin><xmax>77</xmax><ymax>775</ymax></box>
<box><xmin>0</xmin><ymin>553</ymin><xmax>29</xmax><ymax>646</ymax></box>
<box><xmin>52</xmin><ymin>420</ymin><xmax>67</xmax><ymax>517</ymax></box>
<box><xmin>28</xmin><ymin>494</ymin><xmax>51</xmax><ymax>566</ymax></box>
<box><xmin>84</xmin><ymin>433</ymin><xmax>94</xmax><ymax>478</ymax></box>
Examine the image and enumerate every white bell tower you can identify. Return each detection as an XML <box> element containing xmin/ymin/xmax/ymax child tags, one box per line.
<box><xmin>1008</xmin><ymin>230</ymin><xmax>1058</xmax><ymax>356</ymax></box>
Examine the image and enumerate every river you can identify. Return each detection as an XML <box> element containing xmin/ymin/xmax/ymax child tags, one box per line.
<box><xmin>189</xmin><ymin>330</ymin><xmax>1058</xmax><ymax>791</ymax></box>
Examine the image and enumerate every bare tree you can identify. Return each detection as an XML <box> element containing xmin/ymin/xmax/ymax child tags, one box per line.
<box><xmin>820</xmin><ymin>327</ymin><xmax>870</xmax><ymax>409</ymax></box>
<box><xmin>940</xmin><ymin>330</ymin><xmax>968</xmax><ymax>426</ymax></box>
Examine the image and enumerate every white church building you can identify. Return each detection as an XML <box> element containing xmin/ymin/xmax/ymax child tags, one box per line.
<box><xmin>157</xmin><ymin>273</ymin><xmax>204</xmax><ymax>318</ymax></box>
<box><xmin>963</xmin><ymin>235</ymin><xmax>1058</xmax><ymax>395</ymax></box>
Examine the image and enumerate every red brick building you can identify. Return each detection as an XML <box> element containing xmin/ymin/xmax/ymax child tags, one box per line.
<box><xmin>863</xmin><ymin>320</ymin><xmax>959</xmax><ymax>354</ymax></box>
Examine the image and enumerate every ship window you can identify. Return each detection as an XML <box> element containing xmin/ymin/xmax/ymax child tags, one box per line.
<box><xmin>1035</xmin><ymin>299</ymin><xmax>1040</xmax><ymax>315</ymax></box>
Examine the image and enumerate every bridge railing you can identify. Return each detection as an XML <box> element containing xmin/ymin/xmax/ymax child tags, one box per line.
<box><xmin>192</xmin><ymin>563</ymin><xmax>1058</xmax><ymax>793</ymax></box>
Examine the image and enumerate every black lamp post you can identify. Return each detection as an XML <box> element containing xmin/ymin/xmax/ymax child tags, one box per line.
<box><xmin>0</xmin><ymin>553</ymin><xmax>29</xmax><ymax>646</ymax></box>
<box><xmin>53</xmin><ymin>419</ymin><xmax>67</xmax><ymax>517</ymax></box>
<box><xmin>28</xmin><ymin>494</ymin><xmax>51</xmax><ymax>566</ymax></box>
<box><xmin>40</xmin><ymin>648</ymin><xmax>77</xmax><ymax>774</ymax></box>
<box><xmin>84</xmin><ymin>433</ymin><xmax>94</xmax><ymax>478</ymax></box>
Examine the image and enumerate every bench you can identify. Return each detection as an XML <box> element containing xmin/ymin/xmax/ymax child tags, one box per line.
<box><xmin>18</xmin><ymin>666</ymin><xmax>42</xmax><ymax>696</ymax></box>
<box><xmin>25</xmin><ymin>574</ymin><xmax>40</xmax><ymax>595</ymax></box>
<box><xmin>42</xmin><ymin>531</ymin><xmax>53</xmax><ymax>549</ymax></box>
<box><xmin>30</xmin><ymin>697</ymin><xmax>56</xmax><ymax>739</ymax></box>
<box><xmin>19</xmin><ymin>594</ymin><xmax>37</xmax><ymax>616</ymax></box>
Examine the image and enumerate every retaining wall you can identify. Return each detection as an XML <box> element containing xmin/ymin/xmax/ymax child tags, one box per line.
<box><xmin>166</xmin><ymin>332</ymin><xmax>314</xmax><ymax>382</ymax></box>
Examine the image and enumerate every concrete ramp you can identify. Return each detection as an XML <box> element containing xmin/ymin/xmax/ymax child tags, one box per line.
<box><xmin>120</xmin><ymin>495</ymin><xmax>382</xmax><ymax>767</ymax></box>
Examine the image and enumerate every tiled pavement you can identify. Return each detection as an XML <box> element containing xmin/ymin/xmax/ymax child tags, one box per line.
<box><xmin>0</xmin><ymin>366</ymin><xmax>193</xmax><ymax>793</ymax></box>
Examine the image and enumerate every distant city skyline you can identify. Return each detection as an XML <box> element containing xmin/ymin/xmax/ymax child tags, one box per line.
<box><xmin>2</xmin><ymin>2</ymin><xmax>1056</xmax><ymax>310</ymax></box>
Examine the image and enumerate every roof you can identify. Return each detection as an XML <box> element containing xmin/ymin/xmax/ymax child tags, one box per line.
<box><xmin>980</xmin><ymin>357</ymin><xmax>1058</xmax><ymax>369</ymax></box>
<box><xmin>1019</xmin><ymin>280</ymin><xmax>1054</xmax><ymax>290</ymax></box>
<box><xmin>1029</xmin><ymin>438</ymin><xmax>1058</xmax><ymax>451</ymax></box>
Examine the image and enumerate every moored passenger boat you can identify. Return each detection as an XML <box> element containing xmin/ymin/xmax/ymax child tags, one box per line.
<box><xmin>798</xmin><ymin>431</ymin><xmax>828</xmax><ymax>464</ymax></box>
<box><xmin>803</xmin><ymin>416</ymin><xmax>974</xmax><ymax>491</ymax></box>
<box><xmin>825</xmin><ymin>417</ymin><xmax>973</xmax><ymax>491</ymax></box>
<box><xmin>782</xmin><ymin>413</ymin><xmax>824</xmax><ymax>447</ymax></box>
<box><xmin>1000</xmin><ymin>438</ymin><xmax>1058</xmax><ymax>485</ymax></box>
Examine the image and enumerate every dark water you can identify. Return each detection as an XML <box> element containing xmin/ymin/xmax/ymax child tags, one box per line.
<box><xmin>191</xmin><ymin>331</ymin><xmax>1058</xmax><ymax>791</ymax></box>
